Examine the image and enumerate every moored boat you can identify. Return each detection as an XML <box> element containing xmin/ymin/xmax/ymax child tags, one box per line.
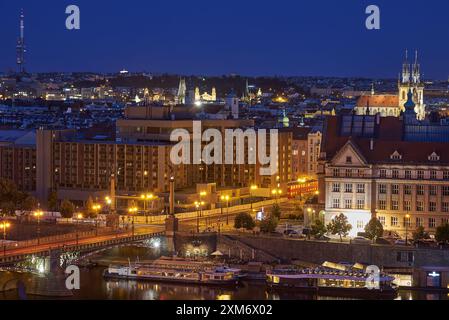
<box><xmin>266</xmin><ymin>265</ymin><xmax>398</xmax><ymax>299</ymax></box>
<box><xmin>103</xmin><ymin>257</ymin><xmax>240</xmax><ymax>286</ymax></box>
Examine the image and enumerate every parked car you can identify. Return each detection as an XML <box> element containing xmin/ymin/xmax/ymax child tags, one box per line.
<box><xmin>351</xmin><ymin>236</ymin><xmax>371</xmax><ymax>245</ymax></box>
<box><xmin>376</xmin><ymin>237</ymin><xmax>393</xmax><ymax>245</ymax></box>
<box><xmin>394</xmin><ymin>239</ymin><xmax>413</xmax><ymax>246</ymax></box>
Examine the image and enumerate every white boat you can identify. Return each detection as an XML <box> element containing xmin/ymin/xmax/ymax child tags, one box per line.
<box><xmin>103</xmin><ymin>257</ymin><xmax>240</xmax><ymax>286</ymax></box>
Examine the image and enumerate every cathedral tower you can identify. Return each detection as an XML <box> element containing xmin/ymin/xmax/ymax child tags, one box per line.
<box><xmin>398</xmin><ymin>50</ymin><xmax>425</xmax><ymax>120</ymax></box>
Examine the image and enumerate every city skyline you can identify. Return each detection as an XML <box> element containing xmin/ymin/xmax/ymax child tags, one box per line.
<box><xmin>1</xmin><ymin>1</ymin><xmax>449</xmax><ymax>79</ymax></box>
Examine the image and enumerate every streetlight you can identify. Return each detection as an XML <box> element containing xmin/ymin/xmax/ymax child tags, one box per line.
<box><xmin>195</xmin><ymin>202</ymin><xmax>201</xmax><ymax>233</ymax></box>
<box><xmin>0</xmin><ymin>221</ymin><xmax>11</xmax><ymax>257</ymax></box>
<box><xmin>75</xmin><ymin>213</ymin><xmax>83</xmax><ymax>247</ymax></box>
<box><xmin>128</xmin><ymin>206</ymin><xmax>138</xmax><ymax>236</ymax></box>
<box><xmin>34</xmin><ymin>210</ymin><xmax>44</xmax><ymax>245</ymax></box>
<box><xmin>272</xmin><ymin>188</ymin><xmax>282</xmax><ymax>204</ymax></box>
<box><xmin>141</xmin><ymin>193</ymin><xmax>154</xmax><ymax>223</ymax></box>
<box><xmin>250</xmin><ymin>185</ymin><xmax>258</xmax><ymax>211</ymax></box>
<box><xmin>221</xmin><ymin>195</ymin><xmax>230</xmax><ymax>225</ymax></box>
<box><xmin>405</xmin><ymin>214</ymin><xmax>411</xmax><ymax>246</ymax></box>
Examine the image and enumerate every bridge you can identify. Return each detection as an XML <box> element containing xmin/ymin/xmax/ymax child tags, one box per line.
<box><xmin>0</xmin><ymin>198</ymin><xmax>284</xmax><ymax>267</ymax></box>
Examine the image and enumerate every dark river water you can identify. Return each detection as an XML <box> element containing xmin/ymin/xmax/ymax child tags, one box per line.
<box><xmin>1</xmin><ymin>242</ymin><xmax>448</xmax><ymax>300</ymax></box>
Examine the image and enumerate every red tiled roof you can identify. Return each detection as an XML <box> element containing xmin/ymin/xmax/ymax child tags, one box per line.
<box><xmin>356</xmin><ymin>95</ymin><xmax>399</xmax><ymax>108</ymax></box>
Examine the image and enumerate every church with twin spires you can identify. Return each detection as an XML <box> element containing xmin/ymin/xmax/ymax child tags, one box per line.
<box><xmin>355</xmin><ymin>50</ymin><xmax>425</xmax><ymax>120</ymax></box>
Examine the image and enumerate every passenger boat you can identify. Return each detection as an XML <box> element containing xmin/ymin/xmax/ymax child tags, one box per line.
<box><xmin>103</xmin><ymin>256</ymin><xmax>240</xmax><ymax>286</ymax></box>
<box><xmin>266</xmin><ymin>264</ymin><xmax>398</xmax><ymax>299</ymax></box>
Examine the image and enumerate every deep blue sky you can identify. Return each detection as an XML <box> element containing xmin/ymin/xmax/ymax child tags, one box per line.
<box><xmin>1</xmin><ymin>0</ymin><xmax>449</xmax><ymax>78</ymax></box>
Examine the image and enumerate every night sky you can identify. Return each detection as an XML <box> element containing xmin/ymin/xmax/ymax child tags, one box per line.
<box><xmin>1</xmin><ymin>0</ymin><xmax>449</xmax><ymax>79</ymax></box>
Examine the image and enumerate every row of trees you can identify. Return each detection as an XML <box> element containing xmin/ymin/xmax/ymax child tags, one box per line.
<box><xmin>310</xmin><ymin>214</ymin><xmax>449</xmax><ymax>244</ymax></box>
<box><xmin>234</xmin><ymin>205</ymin><xmax>282</xmax><ymax>233</ymax></box>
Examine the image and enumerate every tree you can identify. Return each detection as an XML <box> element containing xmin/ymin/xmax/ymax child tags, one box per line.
<box><xmin>365</xmin><ymin>218</ymin><xmax>384</xmax><ymax>242</ymax></box>
<box><xmin>60</xmin><ymin>199</ymin><xmax>75</xmax><ymax>218</ymax></box>
<box><xmin>327</xmin><ymin>214</ymin><xmax>352</xmax><ymax>242</ymax></box>
<box><xmin>47</xmin><ymin>191</ymin><xmax>58</xmax><ymax>212</ymax></box>
<box><xmin>259</xmin><ymin>216</ymin><xmax>279</xmax><ymax>233</ymax></box>
<box><xmin>311</xmin><ymin>219</ymin><xmax>327</xmax><ymax>239</ymax></box>
<box><xmin>22</xmin><ymin>196</ymin><xmax>38</xmax><ymax>211</ymax></box>
<box><xmin>436</xmin><ymin>224</ymin><xmax>449</xmax><ymax>244</ymax></box>
<box><xmin>0</xmin><ymin>178</ymin><xmax>28</xmax><ymax>216</ymax></box>
<box><xmin>412</xmin><ymin>226</ymin><xmax>430</xmax><ymax>241</ymax></box>
<box><xmin>271</xmin><ymin>205</ymin><xmax>281</xmax><ymax>219</ymax></box>
<box><xmin>234</xmin><ymin>212</ymin><xmax>256</xmax><ymax>230</ymax></box>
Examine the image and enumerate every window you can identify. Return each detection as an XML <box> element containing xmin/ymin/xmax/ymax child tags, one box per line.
<box><xmin>346</xmin><ymin>156</ymin><xmax>352</xmax><ymax>164</ymax></box>
<box><xmin>332</xmin><ymin>198</ymin><xmax>340</xmax><ymax>209</ymax></box>
<box><xmin>391</xmin><ymin>200</ymin><xmax>399</xmax><ymax>211</ymax></box>
<box><xmin>417</xmin><ymin>185</ymin><xmax>425</xmax><ymax>196</ymax></box>
<box><xmin>429</xmin><ymin>202</ymin><xmax>437</xmax><ymax>212</ymax></box>
<box><xmin>345</xmin><ymin>184</ymin><xmax>353</xmax><ymax>193</ymax></box>
<box><xmin>391</xmin><ymin>216</ymin><xmax>398</xmax><ymax>227</ymax></box>
<box><xmin>345</xmin><ymin>169</ymin><xmax>352</xmax><ymax>178</ymax></box>
<box><xmin>442</xmin><ymin>218</ymin><xmax>449</xmax><ymax>226</ymax></box>
<box><xmin>403</xmin><ymin>217</ymin><xmax>412</xmax><ymax>228</ymax></box>
<box><xmin>357</xmin><ymin>221</ymin><xmax>364</xmax><ymax>229</ymax></box>
<box><xmin>392</xmin><ymin>184</ymin><xmax>399</xmax><ymax>195</ymax></box>
<box><xmin>404</xmin><ymin>185</ymin><xmax>412</xmax><ymax>195</ymax></box>
<box><xmin>429</xmin><ymin>185</ymin><xmax>437</xmax><ymax>196</ymax></box>
<box><xmin>442</xmin><ymin>202</ymin><xmax>449</xmax><ymax>213</ymax></box>
<box><xmin>429</xmin><ymin>218</ymin><xmax>436</xmax><ymax>229</ymax></box>
<box><xmin>417</xmin><ymin>170</ymin><xmax>424</xmax><ymax>180</ymax></box>
<box><xmin>379</xmin><ymin>184</ymin><xmax>387</xmax><ymax>194</ymax></box>
<box><xmin>357</xmin><ymin>199</ymin><xmax>365</xmax><ymax>210</ymax></box>
<box><xmin>378</xmin><ymin>216</ymin><xmax>386</xmax><ymax>226</ymax></box>
<box><xmin>380</xmin><ymin>169</ymin><xmax>387</xmax><ymax>178</ymax></box>
<box><xmin>403</xmin><ymin>201</ymin><xmax>411</xmax><ymax>212</ymax></box>
<box><xmin>405</xmin><ymin>170</ymin><xmax>412</xmax><ymax>180</ymax></box>
<box><xmin>378</xmin><ymin>200</ymin><xmax>386</xmax><ymax>210</ymax></box>
<box><xmin>430</xmin><ymin>171</ymin><xmax>437</xmax><ymax>180</ymax></box>
<box><xmin>444</xmin><ymin>171</ymin><xmax>449</xmax><ymax>180</ymax></box>
<box><xmin>332</xmin><ymin>183</ymin><xmax>340</xmax><ymax>193</ymax></box>
<box><xmin>416</xmin><ymin>217</ymin><xmax>423</xmax><ymax>227</ymax></box>
<box><xmin>416</xmin><ymin>201</ymin><xmax>424</xmax><ymax>212</ymax></box>
<box><xmin>392</xmin><ymin>170</ymin><xmax>399</xmax><ymax>179</ymax></box>
<box><xmin>345</xmin><ymin>199</ymin><xmax>352</xmax><ymax>209</ymax></box>
<box><xmin>443</xmin><ymin>186</ymin><xmax>449</xmax><ymax>196</ymax></box>
<box><xmin>357</xmin><ymin>184</ymin><xmax>365</xmax><ymax>194</ymax></box>
<box><xmin>333</xmin><ymin>168</ymin><xmax>340</xmax><ymax>177</ymax></box>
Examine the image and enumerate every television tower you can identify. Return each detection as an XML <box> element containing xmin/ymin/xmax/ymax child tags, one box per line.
<box><xmin>16</xmin><ymin>9</ymin><xmax>26</xmax><ymax>74</ymax></box>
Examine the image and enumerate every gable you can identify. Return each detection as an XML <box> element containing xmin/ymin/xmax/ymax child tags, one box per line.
<box><xmin>330</xmin><ymin>141</ymin><xmax>368</xmax><ymax>166</ymax></box>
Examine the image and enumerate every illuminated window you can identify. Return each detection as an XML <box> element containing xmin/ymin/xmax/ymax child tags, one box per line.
<box><xmin>391</xmin><ymin>217</ymin><xmax>398</xmax><ymax>227</ymax></box>
<box><xmin>416</xmin><ymin>201</ymin><xmax>424</xmax><ymax>212</ymax></box>
<box><xmin>391</xmin><ymin>200</ymin><xmax>399</xmax><ymax>211</ymax></box>
<box><xmin>429</xmin><ymin>218</ymin><xmax>436</xmax><ymax>228</ymax></box>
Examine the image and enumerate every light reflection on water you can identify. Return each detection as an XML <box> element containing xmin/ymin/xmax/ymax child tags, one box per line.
<box><xmin>1</xmin><ymin>243</ymin><xmax>448</xmax><ymax>300</ymax></box>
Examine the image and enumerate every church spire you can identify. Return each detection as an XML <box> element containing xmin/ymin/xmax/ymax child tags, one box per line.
<box><xmin>412</xmin><ymin>50</ymin><xmax>421</xmax><ymax>84</ymax></box>
<box><xmin>402</xmin><ymin>49</ymin><xmax>411</xmax><ymax>84</ymax></box>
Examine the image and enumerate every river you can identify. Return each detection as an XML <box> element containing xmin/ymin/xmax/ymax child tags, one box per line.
<box><xmin>1</xmin><ymin>243</ymin><xmax>448</xmax><ymax>300</ymax></box>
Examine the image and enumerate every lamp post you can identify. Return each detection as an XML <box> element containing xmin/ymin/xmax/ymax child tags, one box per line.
<box><xmin>195</xmin><ymin>202</ymin><xmax>200</xmax><ymax>233</ymax></box>
<box><xmin>221</xmin><ymin>195</ymin><xmax>230</xmax><ymax>225</ymax></box>
<box><xmin>250</xmin><ymin>185</ymin><xmax>258</xmax><ymax>211</ymax></box>
<box><xmin>33</xmin><ymin>210</ymin><xmax>44</xmax><ymax>245</ymax></box>
<box><xmin>128</xmin><ymin>206</ymin><xmax>138</xmax><ymax>236</ymax></box>
<box><xmin>76</xmin><ymin>213</ymin><xmax>83</xmax><ymax>247</ymax></box>
<box><xmin>272</xmin><ymin>188</ymin><xmax>282</xmax><ymax>204</ymax></box>
<box><xmin>0</xmin><ymin>222</ymin><xmax>10</xmax><ymax>257</ymax></box>
<box><xmin>405</xmin><ymin>214</ymin><xmax>410</xmax><ymax>246</ymax></box>
<box><xmin>141</xmin><ymin>193</ymin><xmax>154</xmax><ymax>224</ymax></box>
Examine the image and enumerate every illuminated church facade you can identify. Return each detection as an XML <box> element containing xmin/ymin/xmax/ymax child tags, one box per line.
<box><xmin>355</xmin><ymin>50</ymin><xmax>425</xmax><ymax>120</ymax></box>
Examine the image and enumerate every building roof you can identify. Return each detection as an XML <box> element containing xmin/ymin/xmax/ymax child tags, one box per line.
<box><xmin>322</xmin><ymin>116</ymin><xmax>449</xmax><ymax>165</ymax></box>
<box><xmin>356</xmin><ymin>94</ymin><xmax>399</xmax><ymax>108</ymax></box>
